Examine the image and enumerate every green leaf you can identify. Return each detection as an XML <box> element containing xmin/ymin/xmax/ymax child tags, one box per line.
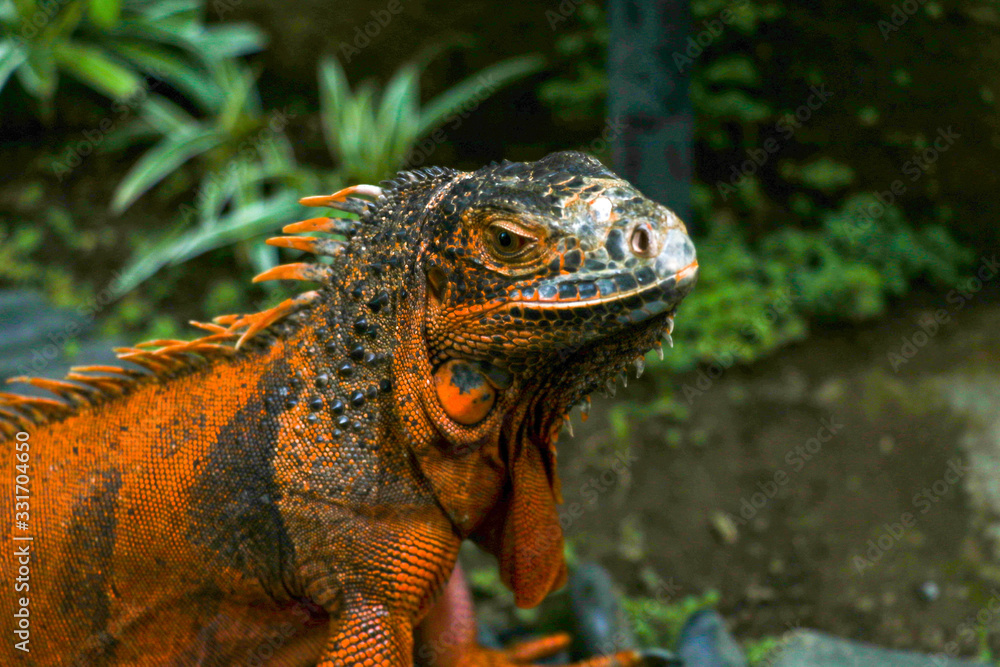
<box><xmin>41</xmin><ymin>0</ymin><xmax>86</xmax><ymax>42</ymax></box>
<box><xmin>113</xmin><ymin>191</ymin><xmax>300</xmax><ymax>296</ymax></box>
<box><xmin>702</xmin><ymin>55</ymin><xmax>760</xmax><ymax>87</ymax></box>
<box><xmin>216</xmin><ymin>61</ymin><xmax>261</xmax><ymax>129</ymax></box>
<box><xmin>53</xmin><ymin>41</ymin><xmax>142</xmax><ymax>99</ymax></box>
<box><xmin>97</xmin><ymin>120</ymin><xmax>161</xmax><ymax>152</ymax></box>
<box><xmin>0</xmin><ymin>2</ymin><xmax>20</xmax><ymax>23</ymax></box>
<box><xmin>110</xmin><ymin>20</ymin><xmax>206</xmax><ymax>62</ymax></box>
<box><xmin>111</xmin><ymin>40</ymin><xmax>220</xmax><ymax>110</ymax></box>
<box><xmin>16</xmin><ymin>49</ymin><xmax>58</xmax><ymax>100</ymax></box>
<box><xmin>112</xmin><ymin>126</ymin><xmax>224</xmax><ymax>213</ymax></box>
<box><xmin>88</xmin><ymin>0</ymin><xmax>121</xmax><ymax>29</ymax></box>
<box><xmin>199</xmin><ymin>24</ymin><xmax>268</xmax><ymax>60</ymax></box>
<box><xmin>319</xmin><ymin>52</ymin><xmax>542</xmax><ymax>182</ymax></box>
<box><xmin>133</xmin><ymin>94</ymin><xmax>196</xmax><ymax>134</ymax></box>
<box><xmin>376</xmin><ymin>64</ymin><xmax>420</xmax><ymax>172</ymax></box>
<box><xmin>319</xmin><ymin>57</ymin><xmax>350</xmax><ymax>162</ymax></box>
<box><xmin>128</xmin><ymin>0</ymin><xmax>201</xmax><ymax>21</ymax></box>
<box><xmin>0</xmin><ymin>40</ymin><xmax>27</xmax><ymax>96</ymax></box>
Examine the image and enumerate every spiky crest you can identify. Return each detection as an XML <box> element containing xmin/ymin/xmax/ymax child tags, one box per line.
<box><xmin>0</xmin><ymin>183</ymin><xmax>384</xmax><ymax>437</ymax></box>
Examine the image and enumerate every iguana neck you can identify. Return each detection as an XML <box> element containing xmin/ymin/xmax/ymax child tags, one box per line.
<box><xmin>388</xmin><ymin>277</ymin><xmax>511</xmax><ymax>536</ymax></box>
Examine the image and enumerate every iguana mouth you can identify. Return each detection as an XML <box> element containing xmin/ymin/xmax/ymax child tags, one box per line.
<box><xmin>502</xmin><ymin>259</ymin><xmax>699</xmax><ymax>324</ymax></box>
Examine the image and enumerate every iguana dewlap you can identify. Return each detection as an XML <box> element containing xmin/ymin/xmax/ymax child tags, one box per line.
<box><xmin>1</xmin><ymin>152</ymin><xmax>697</xmax><ymax>666</ymax></box>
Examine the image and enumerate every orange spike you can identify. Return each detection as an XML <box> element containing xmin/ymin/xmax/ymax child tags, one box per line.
<box><xmin>253</xmin><ymin>262</ymin><xmax>310</xmax><ymax>283</ymax></box>
<box><xmin>189</xmin><ymin>320</ymin><xmax>229</xmax><ymax>334</ymax></box>
<box><xmin>7</xmin><ymin>376</ymin><xmax>58</xmax><ymax>389</ymax></box>
<box><xmin>176</xmin><ymin>333</ymin><xmax>237</xmax><ymax>346</ymax></box>
<box><xmin>299</xmin><ymin>195</ymin><xmax>339</xmax><ymax>207</ymax></box>
<box><xmin>298</xmin><ymin>184</ymin><xmax>382</xmax><ymax>207</ymax></box>
<box><xmin>154</xmin><ymin>342</ymin><xmax>201</xmax><ymax>357</ymax></box>
<box><xmin>69</xmin><ymin>365</ymin><xmax>132</xmax><ymax>375</ymax></box>
<box><xmin>266</xmin><ymin>236</ymin><xmax>344</xmax><ymax>257</ymax></box>
<box><xmin>115</xmin><ymin>351</ymin><xmax>173</xmax><ymax>374</ymax></box>
<box><xmin>151</xmin><ymin>346</ymin><xmax>195</xmax><ymax>365</ymax></box>
<box><xmin>6</xmin><ymin>377</ymin><xmax>90</xmax><ymax>400</ymax></box>
<box><xmin>135</xmin><ymin>339</ymin><xmax>188</xmax><ymax>349</ymax></box>
<box><xmin>184</xmin><ymin>343</ymin><xmax>236</xmax><ymax>358</ymax></box>
<box><xmin>65</xmin><ymin>373</ymin><xmax>129</xmax><ymax>396</ymax></box>
<box><xmin>235</xmin><ymin>290</ymin><xmax>319</xmax><ymax>349</ymax></box>
<box><xmin>20</xmin><ymin>397</ymin><xmax>73</xmax><ymax>416</ymax></box>
<box><xmin>282</xmin><ymin>217</ymin><xmax>338</xmax><ymax>234</ymax></box>
<box><xmin>252</xmin><ymin>262</ymin><xmax>332</xmax><ymax>284</ymax></box>
<box><xmin>7</xmin><ymin>401</ymin><xmax>43</xmax><ymax>423</ymax></box>
<box><xmin>266</xmin><ymin>236</ymin><xmax>320</xmax><ymax>253</ymax></box>
<box><xmin>212</xmin><ymin>314</ymin><xmax>241</xmax><ymax>326</ymax></box>
<box><xmin>0</xmin><ymin>406</ymin><xmax>33</xmax><ymax>429</ymax></box>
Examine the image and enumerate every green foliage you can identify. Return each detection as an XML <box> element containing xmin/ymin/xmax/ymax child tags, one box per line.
<box><xmin>691</xmin><ymin>0</ymin><xmax>783</xmax><ymax>30</ymax></box>
<box><xmin>2</xmin><ymin>0</ymin><xmax>544</xmax><ymax>318</ymax></box>
<box><xmin>608</xmin><ymin>392</ymin><xmax>691</xmax><ymax>441</ymax></box>
<box><xmin>664</xmin><ymin>196</ymin><xmax>973</xmax><ymax>372</ymax></box>
<box><xmin>110</xmin><ymin>58</ymin><xmax>312</xmax><ymax>297</ymax></box>
<box><xmin>538</xmin><ymin>2</ymin><xmax>607</xmax><ymax>124</ymax></box>
<box><xmin>0</xmin><ymin>0</ymin><xmax>265</xmax><ymax>120</ymax></box>
<box><xmin>744</xmin><ymin>635</ymin><xmax>784</xmax><ymax>664</ymax></box>
<box><xmin>319</xmin><ymin>52</ymin><xmax>543</xmax><ymax>184</ymax></box>
<box><xmin>622</xmin><ymin>589</ymin><xmax>720</xmax><ymax>648</ymax></box>
<box><xmin>779</xmin><ymin>157</ymin><xmax>855</xmax><ymax>192</ymax></box>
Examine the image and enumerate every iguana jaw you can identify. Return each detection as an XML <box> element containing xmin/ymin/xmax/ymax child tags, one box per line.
<box><xmin>498</xmin><ymin>257</ymin><xmax>698</xmax><ymax>326</ymax></box>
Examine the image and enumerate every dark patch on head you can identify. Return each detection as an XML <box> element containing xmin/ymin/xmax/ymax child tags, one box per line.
<box><xmin>58</xmin><ymin>469</ymin><xmax>122</xmax><ymax>663</ymax></box>
<box><xmin>605</xmin><ymin>228</ymin><xmax>626</xmax><ymax>262</ymax></box>
<box><xmin>187</xmin><ymin>358</ymin><xmax>298</xmax><ymax>598</ymax></box>
<box><xmin>522</xmin><ymin>151</ymin><xmax>616</xmax><ymax>182</ymax></box>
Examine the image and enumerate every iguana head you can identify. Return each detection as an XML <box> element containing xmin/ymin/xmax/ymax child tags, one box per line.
<box><xmin>294</xmin><ymin>151</ymin><xmax>697</xmax><ymax>608</ymax></box>
<box><xmin>418</xmin><ymin>151</ymin><xmax>697</xmax><ymax>415</ymax></box>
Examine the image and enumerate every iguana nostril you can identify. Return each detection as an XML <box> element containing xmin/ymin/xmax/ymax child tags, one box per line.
<box><xmin>629</xmin><ymin>224</ymin><xmax>656</xmax><ymax>258</ymax></box>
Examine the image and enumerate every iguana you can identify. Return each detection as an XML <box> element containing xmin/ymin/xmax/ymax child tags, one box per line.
<box><xmin>1</xmin><ymin>151</ymin><xmax>698</xmax><ymax>666</ymax></box>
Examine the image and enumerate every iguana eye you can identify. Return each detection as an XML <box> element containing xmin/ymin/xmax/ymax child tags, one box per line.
<box><xmin>487</xmin><ymin>223</ymin><xmax>534</xmax><ymax>259</ymax></box>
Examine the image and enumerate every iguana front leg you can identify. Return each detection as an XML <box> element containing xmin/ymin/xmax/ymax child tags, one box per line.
<box><xmin>415</xmin><ymin>564</ymin><xmax>648</xmax><ymax>667</ymax></box>
<box><xmin>317</xmin><ymin>599</ymin><xmax>413</xmax><ymax>666</ymax></box>
<box><xmin>300</xmin><ymin>505</ymin><xmax>461</xmax><ymax>667</ymax></box>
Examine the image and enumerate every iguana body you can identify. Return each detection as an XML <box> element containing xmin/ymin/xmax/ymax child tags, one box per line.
<box><xmin>1</xmin><ymin>152</ymin><xmax>697</xmax><ymax>666</ymax></box>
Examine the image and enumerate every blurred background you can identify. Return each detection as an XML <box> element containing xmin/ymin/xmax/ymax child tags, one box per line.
<box><xmin>1</xmin><ymin>0</ymin><xmax>999</xmax><ymax>662</ymax></box>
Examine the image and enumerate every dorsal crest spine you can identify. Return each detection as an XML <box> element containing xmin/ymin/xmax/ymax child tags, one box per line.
<box><xmin>0</xmin><ymin>180</ymin><xmax>391</xmax><ymax>437</ymax></box>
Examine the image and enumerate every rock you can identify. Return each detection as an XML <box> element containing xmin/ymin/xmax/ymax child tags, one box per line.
<box><xmin>567</xmin><ymin>562</ymin><xmax>636</xmax><ymax>658</ymax></box>
<box><xmin>710</xmin><ymin>510</ymin><xmax>740</xmax><ymax>545</ymax></box>
<box><xmin>677</xmin><ymin>609</ymin><xmax>747</xmax><ymax>667</ymax></box>
<box><xmin>0</xmin><ymin>289</ymin><xmax>124</xmax><ymax>390</ymax></box>
<box><xmin>917</xmin><ymin>580</ymin><xmax>941</xmax><ymax>603</ymax></box>
<box><xmin>765</xmin><ymin>630</ymin><xmax>985</xmax><ymax>666</ymax></box>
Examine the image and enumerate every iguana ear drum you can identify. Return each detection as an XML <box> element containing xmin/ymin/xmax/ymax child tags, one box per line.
<box><xmin>433</xmin><ymin>359</ymin><xmax>495</xmax><ymax>426</ymax></box>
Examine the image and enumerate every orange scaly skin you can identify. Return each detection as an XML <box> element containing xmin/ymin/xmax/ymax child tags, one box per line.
<box><xmin>0</xmin><ymin>152</ymin><xmax>697</xmax><ymax>666</ymax></box>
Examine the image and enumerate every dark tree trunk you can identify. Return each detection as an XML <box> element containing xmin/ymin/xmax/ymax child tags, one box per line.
<box><xmin>608</xmin><ymin>0</ymin><xmax>693</xmax><ymax>224</ymax></box>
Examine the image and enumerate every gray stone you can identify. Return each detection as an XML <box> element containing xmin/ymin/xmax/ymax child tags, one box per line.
<box><xmin>766</xmin><ymin>630</ymin><xmax>984</xmax><ymax>667</ymax></box>
<box><xmin>0</xmin><ymin>289</ymin><xmax>124</xmax><ymax>390</ymax></box>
